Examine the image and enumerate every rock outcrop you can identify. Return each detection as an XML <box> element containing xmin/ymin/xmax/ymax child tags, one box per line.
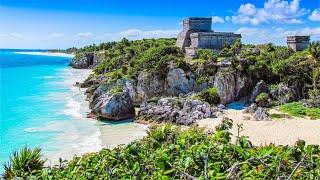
<box><xmin>269</xmin><ymin>83</ymin><xmax>297</xmax><ymax>104</ymax></box>
<box><xmin>92</xmin><ymin>91</ymin><xmax>135</xmax><ymax>120</ymax></box>
<box><xmin>213</xmin><ymin>67</ymin><xmax>236</xmax><ymax>104</ymax></box>
<box><xmin>244</xmin><ymin>103</ymin><xmax>271</xmax><ymax>121</ymax></box>
<box><xmin>166</xmin><ymin>68</ymin><xmax>196</xmax><ymax>96</ymax></box>
<box><xmin>138</xmin><ymin>97</ymin><xmax>215</xmax><ymax>125</ymax></box>
<box><xmin>249</xmin><ymin>80</ymin><xmax>267</xmax><ymax>102</ymax></box>
<box><xmin>70</xmin><ymin>53</ymin><xmax>102</xmax><ymax>69</ymax></box>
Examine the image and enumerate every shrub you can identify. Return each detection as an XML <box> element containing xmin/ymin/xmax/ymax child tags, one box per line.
<box><xmin>198</xmin><ymin>87</ymin><xmax>220</xmax><ymax>105</ymax></box>
<box><xmin>255</xmin><ymin>92</ymin><xmax>269</xmax><ymax>107</ymax></box>
<box><xmin>5</xmin><ymin>121</ymin><xmax>320</xmax><ymax>179</ymax></box>
<box><xmin>3</xmin><ymin>147</ymin><xmax>45</xmax><ymax>179</ymax></box>
<box><xmin>197</xmin><ymin>49</ymin><xmax>218</xmax><ymax>62</ymax></box>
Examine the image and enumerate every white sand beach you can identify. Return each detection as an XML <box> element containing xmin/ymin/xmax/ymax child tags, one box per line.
<box><xmin>45</xmin><ymin>68</ymin><xmax>148</xmax><ymax>166</ymax></box>
<box><xmin>197</xmin><ymin>108</ymin><xmax>320</xmax><ymax>146</ymax></box>
<box><xmin>14</xmin><ymin>51</ymin><xmax>75</xmax><ymax>58</ymax></box>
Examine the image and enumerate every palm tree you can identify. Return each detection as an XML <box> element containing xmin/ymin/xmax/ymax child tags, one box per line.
<box><xmin>2</xmin><ymin>147</ymin><xmax>45</xmax><ymax>179</ymax></box>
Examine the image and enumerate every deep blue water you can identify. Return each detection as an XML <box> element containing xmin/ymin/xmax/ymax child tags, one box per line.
<box><xmin>0</xmin><ymin>50</ymin><xmax>100</xmax><ymax>170</ymax></box>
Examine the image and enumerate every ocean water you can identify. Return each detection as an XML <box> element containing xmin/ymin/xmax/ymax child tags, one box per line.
<box><xmin>0</xmin><ymin>50</ymin><xmax>103</xmax><ymax>168</ymax></box>
<box><xmin>0</xmin><ymin>50</ymin><xmax>148</xmax><ymax>171</ymax></box>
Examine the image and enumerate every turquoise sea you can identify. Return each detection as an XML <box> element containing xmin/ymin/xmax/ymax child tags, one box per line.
<box><xmin>0</xmin><ymin>50</ymin><xmax>103</xmax><ymax>169</ymax></box>
<box><xmin>0</xmin><ymin>50</ymin><xmax>147</xmax><ymax>172</ymax></box>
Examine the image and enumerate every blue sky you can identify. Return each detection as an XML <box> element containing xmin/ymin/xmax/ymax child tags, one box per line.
<box><xmin>0</xmin><ymin>0</ymin><xmax>319</xmax><ymax>49</ymax></box>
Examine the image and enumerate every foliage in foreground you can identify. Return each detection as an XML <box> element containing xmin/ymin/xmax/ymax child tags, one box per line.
<box><xmin>280</xmin><ymin>102</ymin><xmax>320</xmax><ymax>120</ymax></box>
<box><xmin>3</xmin><ymin>147</ymin><xmax>45</xmax><ymax>179</ymax></box>
<box><xmin>3</xmin><ymin>119</ymin><xmax>320</xmax><ymax>179</ymax></box>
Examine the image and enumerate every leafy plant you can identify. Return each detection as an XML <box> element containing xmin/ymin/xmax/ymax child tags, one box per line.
<box><xmin>5</xmin><ymin>122</ymin><xmax>320</xmax><ymax>179</ymax></box>
<box><xmin>3</xmin><ymin>147</ymin><xmax>45</xmax><ymax>179</ymax></box>
<box><xmin>255</xmin><ymin>92</ymin><xmax>269</xmax><ymax>107</ymax></box>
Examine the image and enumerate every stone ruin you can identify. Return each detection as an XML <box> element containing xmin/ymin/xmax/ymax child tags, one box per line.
<box><xmin>286</xmin><ymin>36</ymin><xmax>310</xmax><ymax>52</ymax></box>
<box><xmin>176</xmin><ymin>17</ymin><xmax>241</xmax><ymax>57</ymax></box>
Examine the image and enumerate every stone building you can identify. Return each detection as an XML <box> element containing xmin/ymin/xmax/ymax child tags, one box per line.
<box><xmin>176</xmin><ymin>17</ymin><xmax>241</xmax><ymax>57</ymax></box>
<box><xmin>286</xmin><ymin>36</ymin><xmax>310</xmax><ymax>52</ymax></box>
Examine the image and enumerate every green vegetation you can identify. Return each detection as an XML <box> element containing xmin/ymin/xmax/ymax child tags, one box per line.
<box><xmin>4</xmin><ymin>119</ymin><xmax>320</xmax><ymax>179</ymax></box>
<box><xmin>280</xmin><ymin>102</ymin><xmax>320</xmax><ymax>120</ymax></box>
<box><xmin>255</xmin><ymin>92</ymin><xmax>269</xmax><ymax>107</ymax></box>
<box><xmin>3</xmin><ymin>147</ymin><xmax>45</xmax><ymax>179</ymax></box>
<box><xmin>197</xmin><ymin>49</ymin><xmax>218</xmax><ymax>62</ymax></box>
<box><xmin>109</xmin><ymin>85</ymin><xmax>124</xmax><ymax>95</ymax></box>
<box><xmin>197</xmin><ymin>87</ymin><xmax>220</xmax><ymax>105</ymax></box>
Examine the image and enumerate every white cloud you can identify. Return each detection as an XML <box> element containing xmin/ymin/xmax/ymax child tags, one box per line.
<box><xmin>74</xmin><ymin>32</ymin><xmax>94</xmax><ymax>38</ymax></box>
<box><xmin>10</xmin><ymin>33</ymin><xmax>23</xmax><ymax>39</ymax></box>
<box><xmin>0</xmin><ymin>33</ymin><xmax>23</xmax><ymax>39</ymax></box>
<box><xmin>119</xmin><ymin>29</ymin><xmax>179</xmax><ymax>39</ymax></box>
<box><xmin>232</xmin><ymin>0</ymin><xmax>306</xmax><ymax>25</ymax></box>
<box><xmin>309</xmin><ymin>9</ymin><xmax>320</xmax><ymax>22</ymax></box>
<box><xmin>236</xmin><ymin>27</ymin><xmax>320</xmax><ymax>44</ymax></box>
<box><xmin>212</xmin><ymin>16</ymin><xmax>224</xmax><ymax>23</ymax></box>
<box><xmin>48</xmin><ymin>33</ymin><xmax>64</xmax><ymax>39</ymax></box>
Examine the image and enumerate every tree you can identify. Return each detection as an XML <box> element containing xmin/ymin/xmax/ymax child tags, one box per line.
<box><xmin>307</xmin><ymin>41</ymin><xmax>320</xmax><ymax>91</ymax></box>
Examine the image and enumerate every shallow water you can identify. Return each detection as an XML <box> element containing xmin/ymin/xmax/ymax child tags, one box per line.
<box><xmin>0</xmin><ymin>50</ymin><xmax>147</xmax><ymax>170</ymax></box>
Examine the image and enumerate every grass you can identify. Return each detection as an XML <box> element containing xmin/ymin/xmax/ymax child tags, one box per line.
<box><xmin>279</xmin><ymin>102</ymin><xmax>320</xmax><ymax>120</ymax></box>
<box><xmin>270</xmin><ymin>113</ymin><xmax>290</xmax><ymax>119</ymax></box>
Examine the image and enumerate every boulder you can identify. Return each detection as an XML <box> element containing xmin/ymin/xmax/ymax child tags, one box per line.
<box><xmin>213</xmin><ymin>67</ymin><xmax>236</xmax><ymax>104</ymax></box>
<box><xmin>253</xmin><ymin>108</ymin><xmax>271</xmax><ymax>121</ymax></box>
<box><xmin>249</xmin><ymin>80</ymin><xmax>267</xmax><ymax>102</ymax></box>
<box><xmin>244</xmin><ymin>103</ymin><xmax>271</xmax><ymax>121</ymax></box>
<box><xmin>92</xmin><ymin>91</ymin><xmax>135</xmax><ymax>120</ymax></box>
<box><xmin>138</xmin><ymin>97</ymin><xmax>214</xmax><ymax>125</ymax></box>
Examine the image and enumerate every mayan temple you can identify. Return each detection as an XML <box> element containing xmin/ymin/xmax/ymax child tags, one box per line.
<box><xmin>176</xmin><ymin>17</ymin><xmax>241</xmax><ymax>57</ymax></box>
<box><xmin>286</xmin><ymin>35</ymin><xmax>310</xmax><ymax>52</ymax></box>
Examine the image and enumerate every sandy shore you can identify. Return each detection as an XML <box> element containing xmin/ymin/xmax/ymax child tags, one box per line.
<box><xmin>197</xmin><ymin>107</ymin><xmax>320</xmax><ymax>146</ymax></box>
<box><xmin>14</xmin><ymin>51</ymin><xmax>75</xmax><ymax>58</ymax></box>
<box><xmin>45</xmin><ymin>68</ymin><xmax>148</xmax><ymax>166</ymax></box>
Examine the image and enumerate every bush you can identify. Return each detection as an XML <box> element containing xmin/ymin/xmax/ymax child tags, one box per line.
<box><xmin>255</xmin><ymin>92</ymin><xmax>269</xmax><ymax>107</ymax></box>
<box><xmin>3</xmin><ymin>147</ymin><xmax>45</xmax><ymax>179</ymax></box>
<box><xmin>198</xmin><ymin>87</ymin><xmax>220</xmax><ymax>105</ymax></box>
<box><xmin>280</xmin><ymin>102</ymin><xmax>320</xmax><ymax>119</ymax></box>
<box><xmin>5</xmin><ymin>121</ymin><xmax>320</xmax><ymax>179</ymax></box>
<box><xmin>197</xmin><ymin>49</ymin><xmax>218</xmax><ymax>62</ymax></box>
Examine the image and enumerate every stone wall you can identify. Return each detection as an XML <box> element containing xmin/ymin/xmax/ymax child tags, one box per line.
<box><xmin>286</xmin><ymin>36</ymin><xmax>310</xmax><ymax>51</ymax></box>
<box><xmin>190</xmin><ymin>32</ymin><xmax>241</xmax><ymax>50</ymax></box>
<box><xmin>176</xmin><ymin>17</ymin><xmax>241</xmax><ymax>57</ymax></box>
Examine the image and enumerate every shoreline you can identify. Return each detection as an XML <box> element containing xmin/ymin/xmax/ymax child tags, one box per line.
<box><xmin>14</xmin><ymin>51</ymin><xmax>75</xmax><ymax>58</ymax></box>
<box><xmin>45</xmin><ymin>67</ymin><xmax>148</xmax><ymax>166</ymax></box>
<box><xmin>197</xmin><ymin>107</ymin><xmax>320</xmax><ymax>146</ymax></box>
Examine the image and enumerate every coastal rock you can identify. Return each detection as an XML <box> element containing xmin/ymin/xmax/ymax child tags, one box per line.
<box><xmin>253</xmin><ymin>108</ymin><xmax>271</xmax><ymax>121</ymax></box>
<box><xmin>136</xmin><ymin>72</ymin><xmax>165</xmax><ymax>103</ymax></box>
<box><xmin>244</xmin><ymin>103</ymin><xmax>271</xmax><ymax>121</ymax></box>
<box><xmin>138</xmin><ymin>97</ymin><xmax>214</xmax><ymax>125</ymax></box>
<box><xmin>235</xmin><ymin>72</ymin><xmax>252</xmax><ymax>100</ymax></box>
<box><xmin>92</xmin><ymin>91</ymin><xmax>135</xmax><ymax>120</ymax></box>
<box><xmin>69</xmin><ymin>53</ymin><xmax>94</xmax><ymax>69</ymax></box>
<box><xmin>213</xmin><ymin>67</ymin><xmax>236</xmax><ymax>104</ymax></box>
<box><xmin>269</xmin><ymin>83</ymin><xmax>297</xmax><ymax>104</ymax></box>
<box><xmin>166</xmin><ymin>68</ymin><xmax>196</xmax><ymax>96</ymax></box>
<box><xmin>249</xmin><ymin>80</ymin><xmax>267</xmax><ymax>102</ymax></box>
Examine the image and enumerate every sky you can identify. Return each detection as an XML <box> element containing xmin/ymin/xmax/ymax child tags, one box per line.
<box><xmin>0</xmin><ymin>0</ymin><xmax>319</xmax><ymax>49</ymax></box>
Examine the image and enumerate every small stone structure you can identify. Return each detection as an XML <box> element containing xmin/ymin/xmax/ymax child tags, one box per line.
<box><xmin>286</xmin><ymin>36</ymin><xmax>310</xmax><ymax>52</ymax></box>
<box><xmin>176</xmin><ymin>17</ymin><xmax>241</xmax><ymax>57</ymax></box>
